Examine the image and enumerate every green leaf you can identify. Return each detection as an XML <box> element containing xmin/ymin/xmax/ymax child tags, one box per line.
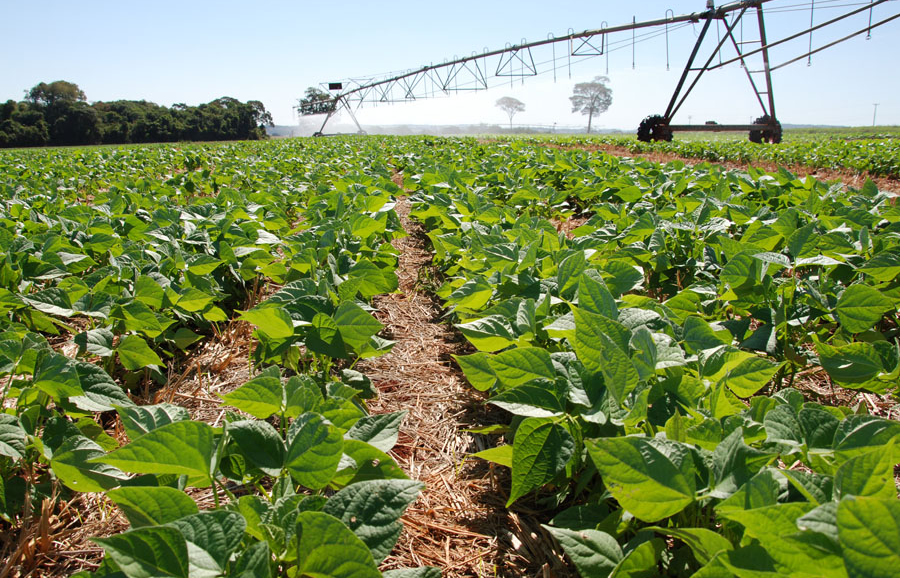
<box><xmin>33</xmin><ymin>351</ymin><xmax>83</xmax><ymax>400</ymax></box>
<box><xmin>332</xmin><ymin>440</ymin><xmax>408</xmax><ymax>487</ymax></box>
<box><xmin>837</xmin><ymin>496</ymin><xmax>900</xmax><ymax>578</ymax></box>
<box><xmin>834</xmin><ymin>447</ymin><xmax>897</xmax><ymax>499</ymax></box>
<box><xmin>93</xmin><ymin>526</ymin><xmax>189</xmax><ymax>578</ymax></box>
<box><xmin>134</xmin><ymin>275</ymin><xmax>165</xmax><ymax>309</ymax></box>
<box><xmin>835</xmin><ymin>284</ymin><xmax>893</xmax><ymax>333</ymax></box>
<box><xmin>577</xmin><ymin>271</ymin><xmax>617</xmax><ymax>318</ymax></box>
<box><xmin>542</xmin><ymin>526</ymin><xmax>623</xmax><ymax>577</ymax></box>
<box><xmin>295</xmin><ymin>511</ymin><xmax>381</xmax><ymax>578</ymax></box>
<box><xmin>610</xmin><ymin>538</ymin><xmax>662</xmax><ymax>578</ymax></box>
<box><xmin>455</xmin><ymin>315</ymin><xmax>516</xmax><ymax>352</ymax></box>
<box><xmin>646</xmin><ymin>526</ymin><xmax>732</xmax><ymax>565</ymax></box>
<box><xmin>174</xmin><ymin>288</ymin><xmax>214</xmax><ymax>313</ymax></box>
<box><xmin>446</xmin><ymin>276</ymin><xmax>493</xmax><ymax>311</ymax></box>
<box><xmin>240</xmin><ymin>305</ymin><xmax>295</xmax><ymax>340</ymax></box>
<box><xmin>285</xmin><ymin>413</ymin><xmax>343</xmax><ymax>490</ymax></box>
<box><xmin>345</xmin><ymin>411</ymin><xmax>406</xmax><ymax>453</ymax></box>
<box><xmin>106</xmin><ymin>486</ymin><xmax>199</xmax><ymax>528</ymax></box>
<box><xmin>117</xmin><ymin>335</ymin><xmax>164</xmax><ymax>370</ymax></box>
<box><xmin>471</xmin><ymin>445</ymin><xmax>513</xmax><ymax>468</ymax></box>
<box><xmin>232</xmin><ymin>541</ymin><xmax>272</xmax><ymax>578</ymax></box>
<box><xmin>226</xmin><ymin>420</ymin><xmax>285</xmax><ymax>476</ymax></box>
<box><xmin>488</xmin><ymin>347</ymin><xmax>555</xmax><ymax>389</ymax></box>
<box><xmin>334</xmin><ymin>302</ymin><xmax>383</xmax><ymax>353</ymax></box>
<box><xmin>573</xmin><ymin>307</ymin><xmax>638</xmax><ymax>404</ymax></box>
<box><xmin>0</xmin><ymin>414</ymin><xmax>26</xmax><ymax>460</ymax></box>
<box><xmin>51</xmin><ymin>436</ymin><xmax>130</xmax><ymax>493</ymax></box>
<box><xmin>489</xmin><ymin>379</ymin><xmax>566</xmax><ymax>417</ymax></box>
<box><xmin>683</xmin><ymin>316</ymin><xmax>730</xmax><ymax>354</ymax></box>
<box><xmin>116</xmin><ymin>403</ymin><xmax>190</xmax><ymax>441</ymax></box>
<box><xmin>219</xmin><ymin>374</ymin><xmax>283</xmax><ymax>419</ymax></box>
<box><xmin>814</xmin><ymin>338</ymin><xmax>884</xmax><ymax>385</ymax></box>
<box><xmin>70</xmin><ymin>361</ymin><xmax>134</xmax><ymax>412</ymax></box>
<box><xmin>75</xmin><ymin>328</ymin><xmax>115</xmax><ymax>357</ymax></box>
<box><xmin>168</xmin><ymin>511</ymin><xmax>246</xmax><ymax>572</ymax></box>
<box><xmin>323</xmin><ymin>479</ymin><xmax>424</xmax><ymax>563</ymax></box>
<box><xmin>858</xmin><ymin>251</ymin><xmax>900</xmax><ymax>283</ymax></box>
<box><xmin>587</xmin><ymin>437</ymin><xmax>695</xmax><ymax>522</ymax></box>
<box><xmin>508</xmin><ymin>417</ymin><xmax>574</xmax><ymax>505</ymax></box>
<box><xmin>557</xmin><ymin>251</ymin><xmax>587</xmax><ymax>299</ymax></box>
<box><xmin>454</xmin><ymin>352</ymin><xmax>497</xmax><ymax>391</ymax></box>
<box><xmin>21</xmin><ymin>287</ymin><xmax>74</xmax><ymax>317</ymax></box>
<box><xmin>307</xmin><ymin>313</ymin><xmax>346</xmax><ymax>359</ymax></box>
<box><xmin>94</xmin><ymin>420</ymin><xmax>215</xmax><ymax>487</ymax></box>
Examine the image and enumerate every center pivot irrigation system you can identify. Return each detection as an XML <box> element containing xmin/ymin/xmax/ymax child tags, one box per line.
<box><xmin>298</xmin><ymin>0</ymin><xmax>898</xmax><ymax>142</ymax></box>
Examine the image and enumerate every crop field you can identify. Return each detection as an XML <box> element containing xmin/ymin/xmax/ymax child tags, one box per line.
<box><xmin>0</xmin><ymin>135</ymin><xmax>898</xmax><ymax>578</ymax></box>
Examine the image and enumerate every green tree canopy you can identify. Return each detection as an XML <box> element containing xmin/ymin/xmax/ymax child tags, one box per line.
<box><xmin>26</xmin><ymin>81</ymin><xmax>87</xmax><ymax>107</ymax></box>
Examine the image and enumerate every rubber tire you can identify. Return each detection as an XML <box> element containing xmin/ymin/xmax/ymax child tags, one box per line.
<box><xmin>748</xmin><ymin>115</ymin><xmax>782</xmax><ymax>144</ymax></box>
<box><xmin>637</xmin><ymin>115</ymin><xmax>673</xmax><ymax>142</ymax></box>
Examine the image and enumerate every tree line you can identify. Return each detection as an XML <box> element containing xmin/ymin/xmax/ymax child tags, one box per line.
<box><xmin>0</xmin><ymin>81</ymin><xmax>274</xmax><ymax>148</ymax></box>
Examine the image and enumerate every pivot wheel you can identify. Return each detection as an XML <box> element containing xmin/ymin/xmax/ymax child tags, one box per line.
<box><xmin>637</xmin><ymin>115</ymin><xmax>673</xmax><ymax>142</ymax></box>
<box><xmin>748</xmin><ymin>115</ymin><xmax>782</xmax><ymax>144</ymax></box>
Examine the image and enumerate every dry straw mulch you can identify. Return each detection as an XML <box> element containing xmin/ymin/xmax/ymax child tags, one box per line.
<box><xmin>359</xmin><ymin>198</ymin><xmax>574</xmax><ymax>578</ymax></box>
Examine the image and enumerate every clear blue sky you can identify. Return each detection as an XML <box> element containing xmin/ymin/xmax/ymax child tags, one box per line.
<box><xmin>2</xmin><ymin>0</ymin><xmax>897</xmax><ymax>130</ymax></box>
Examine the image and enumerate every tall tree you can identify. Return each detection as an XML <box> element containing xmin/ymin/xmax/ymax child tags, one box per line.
<box><xmin>26</xmin><ymin>81</ymin><xmax>86</xmax><ymax>107</ymax></box>
<box><xmin>495</xmin><ymin>96</ymin><xmax>525</xmax><ymax>130</ymax></box>
<box><xmin>569</xmin><ymin>76</ymin><xmax>613</xmax><ymax>134</ymax></box>
<box><xmin>298</xmin><ymin>87</ymin><xmax>336</xmax><ymax>115</ymax></box>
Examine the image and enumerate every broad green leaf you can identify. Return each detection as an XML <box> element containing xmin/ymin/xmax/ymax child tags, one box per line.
<box><xmin>345</xmin><ymin>411</ymin><xmax>406</xmax><ymax>453</ymax></box>
<box><xmin>134</xmin><ymin>275</ymin><xmax>165</xmax><ymax>309</ymax></box>
<box><xmin>226</xmin><ymin>420</ymin><xmax>285</xmax><ymax>476</ymax></box>
<box><xmin>232</xmin><ymin>541</ymin><xmax>272</xmax><ymax>578</ymax></box>
<box><xmin>174</xmin><ymin>288</ymin><xmax>214</xmax><ymax>313</ymax></box>
<box><xmin>70</xmin><ymin>361</ymin><xmax>134</xmax><ymax>412</ymax></box>
<box><xmin>573</xmin><ymin>307</ymin><xmax>638</xmax><ymax>404</ymax></box>
<box><xmin>647</xmin><ymin>526</ymin><xmax>732</xmax><ymax>565</ymax></box>
<box><xmin>542</xmin><ymin>526</ymin><xmax>622</xmax><ymax>577</ymax></box>
<box><xmin>471</xmin><ymin>445</ymin><xmax>513</xmax><ymax>468</ymax></box>
<box><xmin>295</xmin><ymin>511</ymin><xmax>381</xmax><ymax>578</ymax></box>
<box><xmin>21</xmin><ymin>287</ymin><xmax>74</xmax><ymax>317</ymax></box>
<box><xmin>240</xmin><ymin>305</ymin><xmax>295</xmax><ymax>340</ymax></box>
<box><xmin>334</xmin><ymin>302</ymin><xmax>383</xmax><ymax>353</ymax></box>
<box><xmin>307</xmin><ymin>313</ymin><xmax>346</xmax><ymax>359</ymax></box>
<box><xmin>834</xmin><ymin>447</ymin><xmax>897</xmax><ymax>499</ymax></box>
<box><xmin>489</xmin><ymin>379</ymin><xmax>566</xmax><ymax>417</ymax></box>
<box><xmin>93</xmin><ymin>420</ymin><xmax>215</xmax><ymax>487</ymax></box>
<box><xmin>858</xmin><ymin>251</ymin><xmax>900</xmax><ymax>283</ymax></box>
<box><xmin>488</xmin><ymin>347</ymin><xmax>555</xmax><ymax>389</ymax></box>
<box><xmin>75</xmin><ymin>328</ymin><xmax>115</xmax><ymax>357</ymax></box>
<box><xmin>93</xmin><ymin>526</ymin><xmax>189</xmax><ymax>578</ymax></box>
<box><xmin>835</xmin><ymin>284</ymin><xmax>893</xmax><ymax>333</ymax></box>
<box><xmin>333</xmin><ymin>440</ymin><xmax>408</xmax><ymax>487</ymax></box>
<box><xmin>683</xmin><ymin>316</ymin><xmax>730</xmax><ymax>354</ymax></box>
<box><xmin>116</xmin><ymin>403</ymin><xmax>190</xmax><ymax>441</ymax></box>
<box><xmin>117</xmin><ymin>335</ymin><xmax>164</xmax><ymax>370</ymax></box>
<box><xmin>51</xmin><ymin>436</ymin><xmax>129</xmax><ymax>493</ymax></box>
<box><xmin>578</xmin><ymin>271</ymin><xmax>617</xmax><ymax>318</ymax></box>
<box><xmin>588</xmin><ymin>436</ymin><xmax>695</xmax><ymax>522</ymax></box>
<box><xmin>168</xmin><ymin>511</ymin><xmax>245</xmax><ymax>572</ymax></box>
<box><xmin>0</xmin><ymin>414</ymin><xmax>26</xmax><ymax>460</ymax></box>
<box><xmin>285</xmin><ymin>413</ymin><xmax>343</xmax><ymax>490</ymax></box>
<box><xmin>455</xmin><ymin>315</ymin><xmax>516</xmax><ymax>352</ymax></box>
<box><xmin>453</xmin><ymin>352</ymin><xmax>497</xmax><ymax>391</ymax></box>
<box><xmin>219</xmin><ymin>374</ymin><xmax>283</xmax><ymax>419</ymax></box>
<box><xmin>508</xmin><ymin>417</ymin><xmax>574</xmax><ymax>505</ymax></box>
<box><xmin>610</xmin><ymin>538</ymin><xmax>663</xmax><ymax>578</ymax></box>
<box><xmin>33</xmin><ymin>351</ymin><xmax>83</xmax><ymax>400</ymax></box>
<box><xmin>446</xmin><ymin>276</ymin><xmax>493</xmax><ymax>311</ymax></box>
<box><xmin>557</xmin><ymin>251</ymin><xmax>587</xmax><ymax>299</ymax></box>
<box><xmin>814</xmin><ymin>338</ymin><xmax>884</xmax><ymax>385</ymax></box>
<box><xmin>323</xmin><ymin>479</ymin><xmax>424</xmax><ymax>563</ymax></box>
<box><xmin>106</xmin><ymin>486</ymin><xmax>199</xmax><ymax>528</ymax></box>
<box><xmin>837</xmin><ymin>496</ymin><xmax>900</xmax><ymax>578</ymax></box>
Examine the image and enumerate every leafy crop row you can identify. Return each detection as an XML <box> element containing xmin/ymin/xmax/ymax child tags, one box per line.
<box><xmin>0</xmin><ymin>139</ymin><xmax>438</xmax><ymax>577</ymax></box>
<box><xmin>400</xmin><ymin>138</ymin><xmax>900</xmax><ymax>577</ymax></box>
<box><xmin>546</xmin><ymin>133</ymin><xmax>900</xmax><ymax>179</ymax></box>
